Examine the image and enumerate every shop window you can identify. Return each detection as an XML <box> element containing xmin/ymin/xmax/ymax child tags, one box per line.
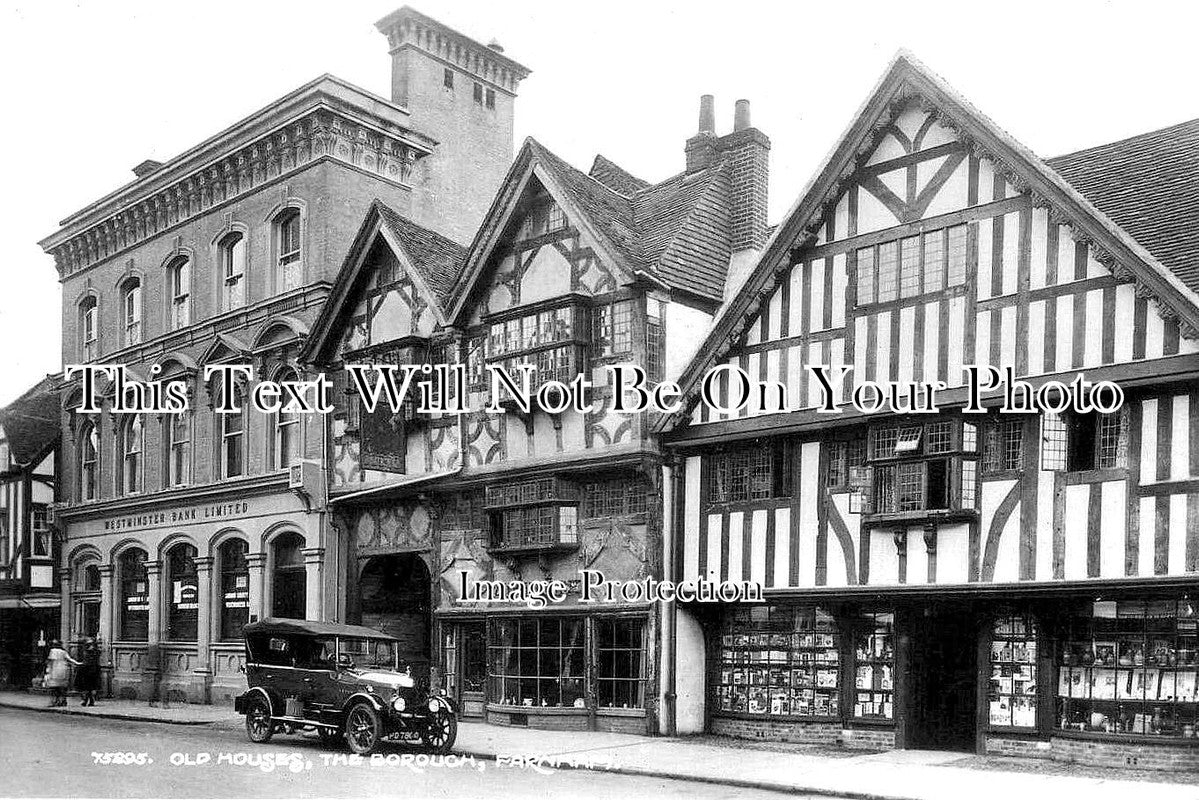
<box><xmin>989</xmin><ymin>613</ymin><xmax>1039</xmax><ymax>728</ymax></box>
<box><xmin>582</xmin><ymin>477</ymin><xmax>647</xmax><ymax>518</ymax></box>
<box><xmin>276</xmin><ymin>210</ymin><xmax>302</xmax><ymax>292</ymax></box>
<box><xmin>707</xmin><ymin>440</ymin><xmax>793</xmax><ymax>506</ymax></box>
<box><xmin>121</xmin><ymin>278</ymin><xmax>142</xmax><ymax>346</ymax></box>
<box><xmin>856</xmin><ymin>224</ymin><xmax>967</xmax><ymax>307</ymax></box>
<box><xmin>273</xmin><ymin>367</ymin><xmax>300</xmax><ymax>469</ymax></box>
<box><xmin>119</xmin><ymin>416</ymin><xmax>143</xmax><ymax>495</ymax></box>
<box><xmin>271</xmin><ymin>532</ymin><xmax>306</xmax><ymax>620</ymax></box>
<box><xmin>79</xmin><ymin>297</ymin><xmax>98</xmax><ymax>361</ymax></box>
<box><xmin>166</xmin><ymin>543</ymin><xmax>198</xmax><ymax>641</ymax></box>
<box><xmin>488</xmin><ymin>618</ymin><xmax>585</xmax><ymax>707</ymax></box>
<box><xmin>119</xmin><ymin>548</ymin><xmax>148</xmax><ymax>642</ymax></box>
<box><xmin>165</xmin><ymin>411</ymin><xmax>191</xmax><ymax>487</ymax></box>
<box><xmin>597</xmin><ymin>618</ymin><xmax>646</xmax><ymax>709</ymax></box>
<box><xmin>714</xmin><ymin>605</ymin><xmax>840</xmax><ymax>717</ymax></box>
<box><xmin>1058</xmin><ymin>598</ymin><xmax>1199</xmax><ymax>737</ymax></box>
<box><xmin>983</xmin><ymin>419</ymin><xmax>1024</xmax><ymax>474</ymax></box>
<box><xmin>220</xmin><ymin>232</ymin><xmax>246</xmax><ymax>311</ymax></box>
<box><xmin>592</xmin><ymin>299</ymin><xmax>634</xmax><ymax>359</ymax></box>
<box><xmin>78</xmin><ymin>421</ymin><xmax>99</xmax><ymax>502</ymax></box>
<box><xmin>168</xmin><ymin>256</ymin><xmax>191</xmax><ymax>330</ymax></box>
<box><xmin>219</xmin><ymin>538</ymin><xmax>249</xmax><ymax>641</ymax></box>
<box><xmin>861</xmin><ymin>419</ymin><xmax>979</xmax><ymax>517</ymax></box>
<box><xmin>853</xmin><ymin>612</ymin><xmax>895</xmax><ymax>720</ymax></box>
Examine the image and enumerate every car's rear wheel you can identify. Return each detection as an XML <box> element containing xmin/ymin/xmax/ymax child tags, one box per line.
<box><xmin>245</xmin><ymin>696</ymin><xmax>274</xmax><ymax>744</ymax></box>
<box><xmin>344</xmin><ymin>703</ymin><xmax>383</xmax><ymax>755</ymax></box>
<box><xmin>420</xmin><ymin>708</ymin><xmax>457</xmax><ymax>754</ymax></box>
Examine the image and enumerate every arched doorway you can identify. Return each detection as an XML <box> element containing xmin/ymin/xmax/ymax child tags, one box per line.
<box><xmin>358</xmin><ymin>554</ymin><xmax>431</xmax><ymax>677</ymax></box>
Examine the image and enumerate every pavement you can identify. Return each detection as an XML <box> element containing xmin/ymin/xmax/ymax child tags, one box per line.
<box><xmin>2</xmin><ymin>691</ymin><xmax>1197</xmax><ymax>799</ymax></box>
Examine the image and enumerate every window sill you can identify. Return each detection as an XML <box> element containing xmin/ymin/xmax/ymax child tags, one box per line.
<box><xmin>595</xmin><ymin>707</ymin><xmax>646</xmax><ymax>717</ymax></box>
<box><xmin>1053</xmin><ymin>729</ymin><xmax>1199</xmax><ymax>746</ymax></box>
<box><xmin>861</xmin><ymin>509</ymin><xmax>977</xmax><ymax>527</ymax></box>
<box><xmin>486</xmin><ymin>543</ymin><xmax>580</xmax><ymax>556</ymax></box>
<box><xmin>487</xmin><ymin>703</ymin><xmax>589</xmax><ymax>715</ymax></box>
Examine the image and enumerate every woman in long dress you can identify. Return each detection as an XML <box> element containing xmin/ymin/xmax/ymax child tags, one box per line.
<box><xmin>44</xmin><ymin>640</ymin><xmax>80</xmax><ymax>707</ymax></box>
<box><xmin>75</xmin><ymin>638</ymin><xmax>101</xmax><ymax>706</ymax></box>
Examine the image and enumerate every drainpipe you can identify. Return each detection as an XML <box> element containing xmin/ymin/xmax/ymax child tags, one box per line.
<box><xmin>661</xmin><ymin>457</ymin><xmax>677</xmax><ymax>736</ymax></box>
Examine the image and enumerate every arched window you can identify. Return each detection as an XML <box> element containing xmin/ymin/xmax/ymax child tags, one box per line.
<box><xmin>166</xmin><ymin>543</ymin><xmax>198</xmax><ymax>641</ymax></box>
<box><xmin>168</xmin><ymin>257</ymin><xmax>191</xmax><ymax>330</ymax></box>
<box><xmin>84</xmin><ymin>564</ymin><xmax>101</xmax><ymax>591</ymax></box>
<box><xmin>164</xmin><ymin>411</ymin><xmax>191</xmax><ymax>487</ymax></box>
<box><xmin>119</xmin><ymin>548</ymin><xmax>148</xmax><ymax>641</ymax></box>
<box><xmin>276</xmin><ymin>210</ymin><xmax>302</xmax><ymax>292</ymax></box>
<box><xmin>121</xmin><ymin>278</ymin><xmax>142</xmax><ymax>346</ymax></box>
<box><xmin>119</xmin><ymin>416</ymin><xmax>143</xmax><ymax>495</ymax></box>
<box><xmin>79</xmin><ymin>421</ymin><xmax>99</xmax><ymax>501</ymax></box>
<box><xmin>79</xmin><ymin>297</ymin><xmax>98</xmax><ymax>361</ymax></box>
<box><xmin>220</xmin><ymin>233</ymin><xmax>247</xmax><ymax>311</ymax></box>
<box><xmin>218</xmin><ymin>538</ymin><xmax>249</xmax><ymax>641</ymax></box>
<box><xmin>221</xmin><ymin>381</ymin><xmax>246</xmax><ymax>478</ymax></box>
<box><xmin>273</xmin><ymin>367</ymin><xmax>300</xmax><ymax>469</ymax></box>
<box><xmin>271</xmin><ymin>532</ymin><xmax>306</xmax><ymax>619</ymax></box>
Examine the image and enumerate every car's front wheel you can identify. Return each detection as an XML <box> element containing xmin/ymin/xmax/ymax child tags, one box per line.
<box><xmin>344</xmin><ymin>702</ymin><xmax>384</xmax><ymax>755</ymax></box>
<box><xmin>245</xmin><ymin>696</ymin><xmax>274</xmax><ymax>744</ymax></box>
<box><xmin>420</xmin><ymin>708</ymin><xmax>457</xmax><ymax>754</ymax></box>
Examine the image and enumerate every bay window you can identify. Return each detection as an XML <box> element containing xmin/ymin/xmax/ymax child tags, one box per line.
<box><xmin>486</xmin><ymin>303</ymin><xmax>586</xmax><ymax>390</ymax></box>
<box><xmin>860</xmin><ymin>419</ymin><xmax>979</xmax><ymax>517</ymax></box>
<box><xmin>592</xmin><ymin>299</ymin><xmax>633</xmax><ymax>359</ymax></box>
<box><xmin>486</xmin><ymin>477</ymin><xmax>578</xmax><ymax>551</ymax></box>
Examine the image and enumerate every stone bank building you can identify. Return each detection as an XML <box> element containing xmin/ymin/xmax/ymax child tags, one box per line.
<box><xmin>38</xmin><ymin>6</ymin><xmax>525</xmax><ymax>704</ymax></box>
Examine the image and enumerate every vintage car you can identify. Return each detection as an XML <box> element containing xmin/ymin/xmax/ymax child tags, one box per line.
<box><xmin>234</xmin><ymin>618</ymin><xmax>457</xmax><ymax>755</ymax></box>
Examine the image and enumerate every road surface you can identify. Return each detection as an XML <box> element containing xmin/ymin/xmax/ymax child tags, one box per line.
<box><xmin>0</xmin><ymin>707</ymin><xmax>807</xmax><ymax>799</ymax></box>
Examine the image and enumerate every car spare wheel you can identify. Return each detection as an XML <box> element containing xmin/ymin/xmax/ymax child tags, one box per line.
<box><xmin>344</xmin><ymin>702</ymin><xmax>384</xmax><ymax>755</ymax></box>
<box><xmin>420</xmin><ymin>709</ymin><xmax>457</xmax><ymax>754</ymax></box>
<box><xmin>245</xmin><ymin>696</ymin><xmax>274</xmax><ymax>744</ymax></box>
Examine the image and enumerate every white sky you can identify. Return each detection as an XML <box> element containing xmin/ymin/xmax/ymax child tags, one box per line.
<box><xmin>1</xmin><ymin>0</ymin><xmax>1195</xmax><ymax>406</ymax></box>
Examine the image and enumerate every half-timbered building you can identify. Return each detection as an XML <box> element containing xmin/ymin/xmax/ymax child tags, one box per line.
<box><xmin>303</xmin><ymin>101</ymin><xmax>769</xmax><ymax>732</ymax></box>
<box><xmin>0</xmin><ymin>377</ymin><xmax>60</xmax><ymax>690</ymax></box>
<box><xmin>659</xmin><ymin>53</ymin><xmax>1199</xmax><ymax>767</ymax></box>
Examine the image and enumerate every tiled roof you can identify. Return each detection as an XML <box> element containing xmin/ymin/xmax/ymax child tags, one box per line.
<box><xmin>0</xmin><ymin>377</ymin><xmax>60</xmax><ymax>466</ymax></box>
<box><xmin>530</xmin><ymin>140</ymin><xmax>731</xmax><ymax>301</ymax></box>
<box><xmin>589</xmin><ymin>155</ymin><xmax>650</xmax><ymax>195</ymax></box>
<box><xmin>375</xmin><ymin>201</ymin><xmax>469</xmax><ymax>303</ymax></box>
<box><xmin>1047</xmin><ymin>117</ymin><xmax>1199</xmax><ymax>294</ymax></box>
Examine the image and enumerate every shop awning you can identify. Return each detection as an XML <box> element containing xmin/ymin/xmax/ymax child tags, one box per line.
<box><xmin>328</xmin><ymin>467</ymin><xmax>460</xmax><ymax>505</ymax></box>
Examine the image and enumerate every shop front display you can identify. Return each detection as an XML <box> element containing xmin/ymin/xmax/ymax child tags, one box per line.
<box><xmin>988</xmin><ymin>613</ymin><xmax>1039</xmax><ymax>729</ymax></box>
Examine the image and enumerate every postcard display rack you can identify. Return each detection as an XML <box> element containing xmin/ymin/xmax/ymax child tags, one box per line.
<box><xmin>715</xmin><ymin>606</ymin><xmax>841</xmax><ymax>717</ymax></box>
<box><xmin>854</xmin><ymin>612</ymin><xmax>895</xmax><ymax>720</ymax></box>
<box><xmin>1057</xmin><ymin>599</ymin><xmax>1199</xmax><ymax>738</ymax></box>
<box><xmin>989</xmin><ymin>614</ymin><xmax>1038</xmax><ymax>728</ymax></box>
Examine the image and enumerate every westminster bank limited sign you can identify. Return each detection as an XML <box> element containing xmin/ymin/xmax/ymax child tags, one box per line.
<box><xmin>101</xmin><ymin>500</ymin><xmax>253</xmax><ymax>533</ymax></box>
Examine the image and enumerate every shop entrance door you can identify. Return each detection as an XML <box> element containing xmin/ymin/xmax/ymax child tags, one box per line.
<box><xmin>907</xmin><ymin>604</ymin><xmax>978</xmax><ymax>751</ymax></box>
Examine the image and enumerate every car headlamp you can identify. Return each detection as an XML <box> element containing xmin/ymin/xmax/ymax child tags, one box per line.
<box><xmin>392</xmin><ymin>696</ymin><xmax>406</xmax><ymax>712</ymax></box>
<box><xmin>427</xmin><ymin>699</ymin><xmax>439</xmax><ymax>713</ymax></box>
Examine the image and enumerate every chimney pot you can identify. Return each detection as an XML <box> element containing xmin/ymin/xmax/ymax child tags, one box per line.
<box><xmin>698</xmin><ymin>94</ymin><xmax>715</xmax><ymax>135</ymax></box>
<box><xmin>734</xmin><ymin>99</ymin><xmax>751</xmax><ymax>132</ymax></box>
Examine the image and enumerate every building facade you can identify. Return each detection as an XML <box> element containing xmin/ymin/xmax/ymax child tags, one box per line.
<box><xmin>36</xmin><ymin>6</ymin><xmax>523</xmax><ymax>704</ymax></box>
<box><xmin>659</xmin><ymin>55</ymin><xmax>1199</xmax><ymax>768</ymax></box>
<box><xmin>0</xmin><ymin>378</ymin><xmax>60</xmax><ymax>689</ymax></box>
<box><xmin>301</xmin><ymin>97</ymin><xmax>767</xmax><ymax>732</ymax></box>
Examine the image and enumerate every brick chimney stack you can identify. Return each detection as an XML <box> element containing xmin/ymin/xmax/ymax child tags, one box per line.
<box><xmin>684</xmin><ymin>96</ymin><xmax>770</xmax><ymax>264</ymax></box>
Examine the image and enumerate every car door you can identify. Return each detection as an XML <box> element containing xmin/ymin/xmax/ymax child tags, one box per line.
<box><xmin>255</xmin><ymin>634</ymin><xmax>304</xmax><ymax>716</ymax></box>
<box><xmin>295</xmin><ymin>636</ymin><xmax>340</xmax><ymax>721</ymax></box>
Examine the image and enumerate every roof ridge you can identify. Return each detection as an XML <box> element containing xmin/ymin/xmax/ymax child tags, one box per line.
<box><xmin>1047</xmin><ymin>116</ymin><xmax>1199</xmax><ymax>163</ymax></box>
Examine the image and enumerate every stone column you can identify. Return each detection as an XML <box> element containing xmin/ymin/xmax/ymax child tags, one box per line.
<box><xmin>193</xmin><ymin>557</ymin><xmax>213</xmax><ymax>703</ymax></box>
<box><xmin>303</xmin><ymin>547</ymin><xmax>325</xmax><ymax>621</ymax></box>
<box><xmin>98</xmin><ymin>564</ymin><xmax>115</xmax><ymax>696</ymax></box>
<box><xmin>58</xmin><ymin>566</ymin><xmax>71</xmax><ymax>644</ymax></box>
<box><xmin>246</xmin><ymin>552</ymin><xmax>266</xmax><ymax>623</ymax></box>
<box><xmin>144</xmin><ymin>560</ymin><xmax>162</xmax><ymax>698</ymax></box>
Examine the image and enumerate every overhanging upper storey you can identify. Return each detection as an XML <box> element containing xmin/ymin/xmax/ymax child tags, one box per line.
<box><xmin>39</xmin><ymin>74</ymin><xmax>437</xmax><ymax>279</ymax></box>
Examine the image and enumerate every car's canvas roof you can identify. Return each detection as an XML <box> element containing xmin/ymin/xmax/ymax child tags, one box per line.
<box><xmin>243</xmin><ymin>618</ymin><xmax>399</xmax><ymax>641</ymax></box>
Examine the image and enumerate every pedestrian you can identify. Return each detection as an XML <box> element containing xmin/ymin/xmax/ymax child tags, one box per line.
<box><xmin>43</xmin><ymin>640</ymin><xmax>80</xmax><ymax>708</ymax></box>
<box><xmin>76</xmin><ymin>637</ymin><xmax>102</xmax><ymax>707</ymax></box>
